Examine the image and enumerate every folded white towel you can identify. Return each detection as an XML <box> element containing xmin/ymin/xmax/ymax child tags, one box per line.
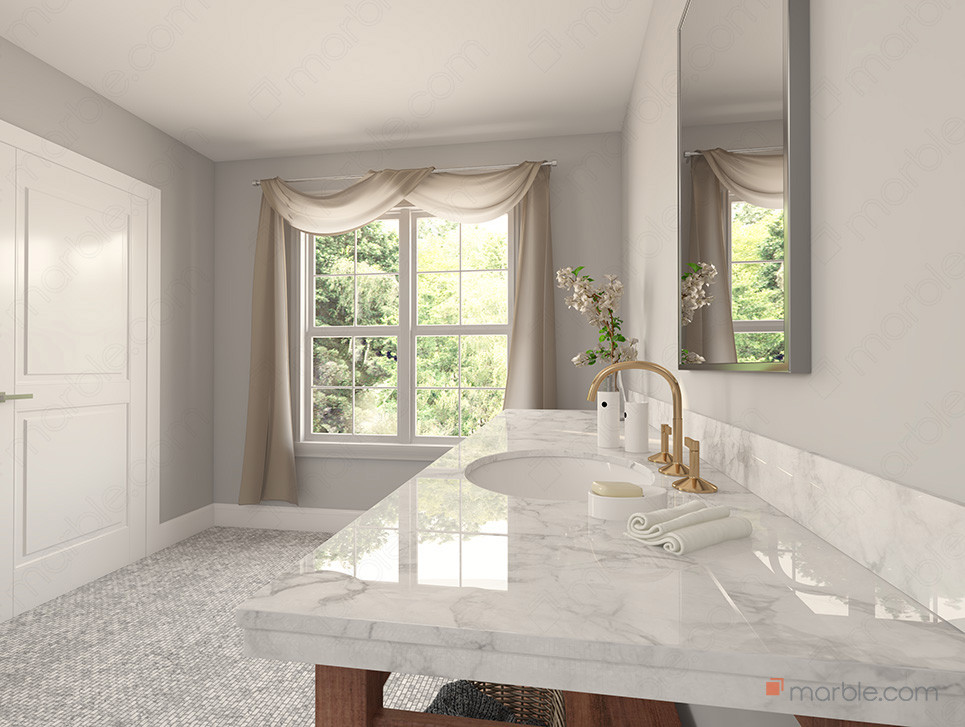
<box><xmin>649</xmin><ymin>516</ymin><xmax>753</xmax><ymax>554</ymax></box>
<box><xmin>627</xmin><ymin>505</ymin><xmax>731</xmax><ymax>540</ymax></box>
<box><xmin>625</xmin><ymin>500</ymin><xmax>706</xmax><ymax>534</ymax></box>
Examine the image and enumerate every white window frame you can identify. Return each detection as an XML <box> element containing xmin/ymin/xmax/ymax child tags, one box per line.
<box><xmin>727</xmin><ymin>194</ymin><xmax>785</xmax><ymax>337</ymax></box>
<box><xmin>294</xmin><ymin>207</ymin><xmax>516</xmax><ymax>460</ymax></box>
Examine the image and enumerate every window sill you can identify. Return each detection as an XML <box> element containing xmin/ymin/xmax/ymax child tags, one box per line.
<box><xmin>294</xmin><ymin>441</ymin><xmax>454</xmax><ymax>462</ymax></box>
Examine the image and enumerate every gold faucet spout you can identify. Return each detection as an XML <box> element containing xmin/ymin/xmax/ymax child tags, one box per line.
<box><xmin>587</xmin><ymin>361</ymin><xmax>689</xmax><ymax>477</ymax></box>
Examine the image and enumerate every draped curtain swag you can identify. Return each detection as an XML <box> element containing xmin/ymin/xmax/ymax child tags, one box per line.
<box><xmin>240</xmin><ymin>162</ymin><xmax>556</xmax><ymax>505</ymax></box>
<box><xmin>685</xmin><ymin>149</ymin><xmax>783</xmax><ymax>363</ymax></box>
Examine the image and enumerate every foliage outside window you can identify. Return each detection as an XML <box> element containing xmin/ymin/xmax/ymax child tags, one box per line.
<box><xmin>730</xmin><ymin>200</ymin><xmax>785</xmax><ymax>363</ymax></box>
<box><xmin>305</xmin><ymin>211</ymin><xmax>512</xmax><ymax>445</ymax></box>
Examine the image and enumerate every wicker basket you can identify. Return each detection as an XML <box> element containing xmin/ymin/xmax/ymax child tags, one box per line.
<box><xmin>468</xmin><ymin>681</ymin><xmax>566</xmax><ymax>727</ymax></box>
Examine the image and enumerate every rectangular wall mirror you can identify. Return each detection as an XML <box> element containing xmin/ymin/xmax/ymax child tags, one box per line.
<box><xmin>677</xmin><ymin>0</ymin><xmax>810</xmax><ymax>372</ymax></box>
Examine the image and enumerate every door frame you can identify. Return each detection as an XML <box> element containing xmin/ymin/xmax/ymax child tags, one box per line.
<box><xmin>0</xmin><ymin>118</ymin><xmax>161</xmax><ymax>621</ymax></box>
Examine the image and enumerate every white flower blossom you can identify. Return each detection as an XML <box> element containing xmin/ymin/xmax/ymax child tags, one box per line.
<box><xmin>556</xmin><ymin>266</ymin><xmax>637</xmax><ymax>369</ymax></box>
<box><xmin>555</xmin><ymin>267</ymin><xmax>576</xmax><ymax>288</ymax></box>
<box><xmin>614</xmin><ymin>337</ymin><xmax>639</xmax><ymax>362</ymax></box>
<box><xmin>681</xmin><ymin>262</ymin><xmax>718</xmax><ymax>326</ymax></box>
<box><xmin>571</xmin><ymin>351</ymin><xmax>594</xmax><ymax>367</ymax></box>
<box><xmin>681</xmin><ymin>349</ymin><xmax>705</xmax><ymax>364</ymax></box>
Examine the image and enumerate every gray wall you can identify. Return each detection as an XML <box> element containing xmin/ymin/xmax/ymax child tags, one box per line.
<box><xmin>213</xmin><ymin>132</ymin><xmax>623</xmax><ymax>508</ymax></box>
<box><xmin>0</xmin><ymin>38</ymin><xmax>216</xmax><ymax>522</ymax></box>
<box><xmin>625</xmin><ymin>0</ymin><xmax>965</xmax><ymax>509</ymax></box>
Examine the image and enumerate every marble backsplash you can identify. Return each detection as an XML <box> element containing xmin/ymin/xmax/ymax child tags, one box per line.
<box><xmin>645</xmin><ymin>397</ymin><xmax>965</xmax><ymax>634</ymax></box>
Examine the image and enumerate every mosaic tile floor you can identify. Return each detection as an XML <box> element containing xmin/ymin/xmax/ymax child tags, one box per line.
<box><xmin>0</xmin><ymin>528</ymin><xmax>447</xmax><ymax>726</ymax></box>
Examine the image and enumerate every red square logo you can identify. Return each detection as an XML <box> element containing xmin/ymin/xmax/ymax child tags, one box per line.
<box><xmin>765</xmin><ymin>678</ymin><xmax>784</xmax><ymax>696</ymax></box>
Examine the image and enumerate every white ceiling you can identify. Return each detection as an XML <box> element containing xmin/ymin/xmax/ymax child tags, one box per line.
<box><xmin>0</xmin><ymin>0</ymin><xmax>654</xmax><ymax>161</ymax></box>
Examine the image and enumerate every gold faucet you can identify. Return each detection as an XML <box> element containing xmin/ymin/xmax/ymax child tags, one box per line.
<box><xmin>587</xmin><ymin>360</ymin><xmax>689</xmax><ymax>478</ymax></box>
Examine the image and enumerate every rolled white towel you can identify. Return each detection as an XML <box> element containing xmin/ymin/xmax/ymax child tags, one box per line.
<box><xmin>645</xmin><ymin>516</ymin><xmax>752</xmax><ymax>555</ymax></box>
<box><xmin>627</xmin><ymin>505</ymin><xmax>728</xmax><ymax>540</ymax></box>
<box><xmin>625</xmin><ymin>501</ymin><xmax>706</xmax><ymax>535</ymax></box>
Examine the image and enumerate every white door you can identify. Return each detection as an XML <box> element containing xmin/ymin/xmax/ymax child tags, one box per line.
<box><xmin>0</xmin><ymin>151</ymin><xmax>147</xmax><ymax>618</ymax></box>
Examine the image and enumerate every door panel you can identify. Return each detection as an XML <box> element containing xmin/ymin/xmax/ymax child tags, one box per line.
<box><xmin>19</xmin><ymin>404</ymin><xmax>128</xmax><ymax>555</ymax></box>
<box><xmin>0</xmin><ymin>143</ymin><xmax>15</xmax><ymax>621</ymax></box>
<box><xmin>24</xmin><ymin>188</ymin><xmax>128</xmax><ymax>375</ymax></box>
<box><xmin>6</xmin><ymin>152</ymin><xmax>146</xmax><ymax>615</ymax></box>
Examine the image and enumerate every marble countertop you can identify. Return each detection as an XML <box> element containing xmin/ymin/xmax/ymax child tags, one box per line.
<box><xmin>236</xmin><ymin>410</ymin><xmax>965</xmax><ymax>726</ymax></box>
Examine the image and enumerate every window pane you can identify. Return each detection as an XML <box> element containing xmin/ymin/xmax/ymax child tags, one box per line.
<box><xmin>461</xmin><ymin>335</ymin><xmax>507</xmax><ymax>388</ymax></box>
<box><xmin>462</xmin><ymin>215</ymin><xmax>508</xmax><ymax>270</ymax></box>
<box><xmin>417</xmin><ymin>531</ymin><xmax>459</xmax><ymax>586</ymax></box>
<box><xmin>461</xmin><ymin>534</ymin><xmax>508</xmax><ymax>590</ymax></box>
<box><xmin>313</xmin><ymin>388</ymin><xmax>352</xmax><ymax>433</ymax></box>
<box><xmin>355</xmin><ymin>336</ymin><xmax>397</xmax><ymax>387</ymax></box>
<box><xmin>355</xmin><ymin>530</ymin><xmax>399</xmax><ymax>583</ymax></box>
<box><xmin>735</xmin><ymin>332</ymin><xmax>785</xmax><ymax>364</ymax></box>
<box><xmin>315</xmin><ymin>232</ymin><xmax>355</xmax><ymax>275</ymax></box>
<box><xmin>356</xmin><ymin>219</ymin><xmax>399</xmax><ymax>273</ymax></box>
<box><xmin>732</xmin><ymin>262</ymin><xmax>784</xmax><ymax>321</ymax></box>
<box><xmin>417</xmin><ymin>217</ymin><xmax>459</xmax><ymax>271</ymax></box>
<box><xmin>416</xmin><ymin>336</ymin><xmax>458</xmax><ymax>387</ymax></box>
<box><xmin>461</xmin><ymin>485</ymin><xmax>508</xmax><ymax>534</ymax></box>
<box><xmin>417</xmin><ymin>478</ymin><xmax>461</xmax><ymax>533</ymax></box>
<box><xmin>461</xmin><ymin>389</ymin><xmax>502</xmax><ymax>437</ymax></box>
<box><xmin>416</xmin><ymin>389</ymin><xmax>459</xmax><ymax>436</ymax></box>
<box><xmin>357</xmin><ymin>274</ymin><xmax>399</xmax><ymax>325</ymax></box>
<box><xmin>355</xmin><ymin>388</ymin><xmax>397</xmax><ymax>435</ymax></box>
<box><xmin>417</xmin><ymin>272</ymin><xmax>459</xmax><ymax>325</ymax></box>
<box><xmin>462</xmin><ymin>271</ymin><xmax>507</xmax><ymax>325</ymax></box>
<box><xmin>315</xmin><ymin>275</ymin><xmax>354</xmax><ymax>326</ymax></box>
<box><xmin>731</xmin><ymin>202</ymin><xmax>784</xmax><ymax>261</ymax></box>
<box><xmin>313</xmin><ymin>337</ymin><xmax>352</xmax><ymax>386</ymax></box>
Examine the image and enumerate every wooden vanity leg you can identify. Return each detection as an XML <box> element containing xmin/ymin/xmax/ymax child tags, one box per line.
<box><xmin>315</xmin><ymin>664</ymin><xmax>389</xmax><ymax>726</ymax></box>
<box><xmin>795</xmin><ymin>717</ymin><xmax>900</xmax><ymax>727</ymax></box>
<box><xmin>562</xmin><ymin>691</ymin><xmax>681</xmax><ymax>726</ymax></box>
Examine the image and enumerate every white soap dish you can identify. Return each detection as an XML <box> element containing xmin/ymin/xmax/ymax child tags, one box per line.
<box><xmin>587</xmin><ymin>486</ymin><xmax>668</xmax><ymax>521</ymax></box>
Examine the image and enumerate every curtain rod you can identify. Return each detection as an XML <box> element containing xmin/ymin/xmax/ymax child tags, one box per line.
<box><xmin>251</xmin><ymin>160</ymin><xmax>557</xmax><ymax>187</ymax></box>
<box><xmin>684</xmin><ymin>146</ymin><xmax>782</xmax><ymax>159</ymax></box>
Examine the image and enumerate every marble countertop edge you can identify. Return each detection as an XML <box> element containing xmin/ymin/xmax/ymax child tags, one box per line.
<box><xmin>240</xmin><ymin>628</ymin><xmax>960</xmax><ymax>727</ymax></box>
<box><xmin>234</xmin><ymin>604</ymin><xmax>965</xmax><ymax>686</ymax></box>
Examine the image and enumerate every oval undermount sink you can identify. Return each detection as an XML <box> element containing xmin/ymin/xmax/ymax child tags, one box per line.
<box><xmin>464</xmin><ymin>451</ymin><xmax>655</xmax><ymax>501</ymax></box>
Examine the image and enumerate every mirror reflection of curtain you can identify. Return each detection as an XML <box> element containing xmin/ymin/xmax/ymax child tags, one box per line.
<box><xmin>685</xmin><ymin>149</ymin><xmax>784</xmax><ymax>363</ymax></box>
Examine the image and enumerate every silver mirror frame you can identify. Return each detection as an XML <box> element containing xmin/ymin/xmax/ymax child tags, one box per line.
<box><xmin>677</xmin><ymin>0</ymin><xmax>811</xmax><ymax>373</ymax></box>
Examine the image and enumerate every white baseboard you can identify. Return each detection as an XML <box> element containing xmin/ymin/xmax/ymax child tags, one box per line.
<box><xmin>213</xmin><ymin>503</ymin><xmax>362</xmax><ymax>533</ymax></box>
<box><xmin>149</xmin><ymin>504</ymin><xmax>215</xmax><ymax>554</ymax></box>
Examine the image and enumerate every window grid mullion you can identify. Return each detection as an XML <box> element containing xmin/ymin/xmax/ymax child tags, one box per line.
<box><xmin>457</xmin><ymin>222</ymin><xmax>463</xmax><ymax>436</ymax></box>
<box><xmin>398</xmin><ymin>209</ymin><xmax>412</xmax><ymax>444</ymax></box>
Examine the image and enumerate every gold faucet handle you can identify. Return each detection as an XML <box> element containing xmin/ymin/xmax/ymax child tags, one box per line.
<box><xmin>647</xmin><ymin>423</ymin><xmax>674</xmax><ymax>465</ymax></box>
<box><xmin>672</xmin><ymin>437</ymin><xmax>718</xmax><ymax>494</ymax></box>
<box><xmin>684</xmin><ymin>437</ymin><xmax>700</xmax><ymax>478</ymax></box>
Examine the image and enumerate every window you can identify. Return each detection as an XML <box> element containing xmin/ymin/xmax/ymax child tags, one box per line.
<box><xmin>299</xmin><ymin>209</ymin><xmax>513</xmax><ymax>449</ymax></box>
<box><xmin>729</xmin><ymin>199</ymin><xmax>785</xmax><ymax>364</ymax></box>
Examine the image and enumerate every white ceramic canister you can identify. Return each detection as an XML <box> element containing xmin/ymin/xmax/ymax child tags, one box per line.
<box><xmin>596</xmin><ymin>390</ymin><xmax>621</xmax><ymax>449</ymax></box>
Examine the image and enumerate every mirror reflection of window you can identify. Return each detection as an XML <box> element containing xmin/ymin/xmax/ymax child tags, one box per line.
<box><xmin>729</xmin><ymin>198</ymin><xmax>785</xmax><ymax>363</ymax></box>
<box><xmin>310</xmin><ymin>479</ymin><xmax>511</xmax><ymax>591</ymax></box>
<box><xmin>416</xmin><ymin>478</ymin><xmax>509</xmax><ymax>591</ymax></box>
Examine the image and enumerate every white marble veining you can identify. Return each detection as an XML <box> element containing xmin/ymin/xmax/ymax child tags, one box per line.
<box><xmin>648</xmin><ymin>397</ymin><xmax>965</xmax><ymax>635</ymax></box>
<box><xmin>237</xmin><ymin>410</ymin><xmax>965</xmax><ymax>726</ymax></box>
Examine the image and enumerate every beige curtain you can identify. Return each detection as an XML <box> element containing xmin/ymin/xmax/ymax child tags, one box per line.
<box><xmin>702</xmin><ymin>149</ymin><xmax>784</xmax><ymax>210</ymax></box>
<box><xmin>685</xmin><ymin>149</ymin><xmax>783</xmax><ymax>363</ymax></box>
<box><xmin>504</xmin><ymin>167</ymin><xmax>555</xmax><ymax>408</ymax></box>
<box><xmin>240</xmin><ymin>161</ymin><xmax>555</xmax><ymax>505</ymax></box>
